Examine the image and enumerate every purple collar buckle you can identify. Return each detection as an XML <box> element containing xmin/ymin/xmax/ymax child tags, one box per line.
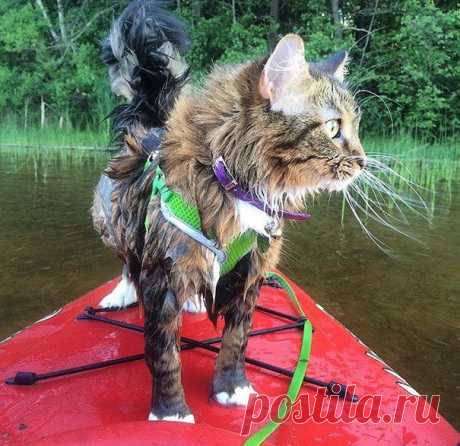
<box><xmin>212</xmin><ymin>156</ymin><xmax>311</xmax><ymax>221</ymax></box>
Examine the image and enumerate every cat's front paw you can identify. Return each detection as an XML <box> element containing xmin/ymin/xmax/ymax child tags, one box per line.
<box><xmin>213</xmin><ymin>384</ymin><xmax>257</xmax><ymax>406</ymax></box>
<box><xmin>148</xmin><ymin>400</ymin><xmax>194</xmax><ymax>423</ymax></box>
<box><xmin>212</xmin><ymin>374</ymin><xmax>257</xmax><ymax>406</ymax></box>
<box><xmin>148</xmin><ymin>412</ymin><xmax>195</xmax><ymax>423</ymax></box>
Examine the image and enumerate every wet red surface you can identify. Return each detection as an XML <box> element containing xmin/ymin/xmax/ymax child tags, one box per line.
<box><xmin>0</xmin><ymin>276</ymin><xmax>458</xmax><ymax>445</ymax></box>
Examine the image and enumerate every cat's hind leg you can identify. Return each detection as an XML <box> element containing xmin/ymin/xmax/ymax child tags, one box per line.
<box><xmin>99</xmin><ymin>264</ymin><xmax>138</xmax><ymax>308</ymax></box>
<box><xmin>142</xmin><ymin>263</ymin><xmax>194</xmax><ymax>423</ymax></box>
<box><xmin>182</xmin><ymin>294</ymin><xmax>206</xmax><ymax>313</ymax></box>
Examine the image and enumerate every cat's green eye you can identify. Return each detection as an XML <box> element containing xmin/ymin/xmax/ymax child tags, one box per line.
<box><xmin>325</xmin><ymin>119</ymin><xmax>341</xmax><ymax>139</ymax></box>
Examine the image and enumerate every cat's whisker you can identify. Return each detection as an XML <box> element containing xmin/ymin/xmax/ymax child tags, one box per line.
<box><xmin>358</xmin><ymin>177</ymin><xmax>411</xmax><ymax>225</ymax></box>
<box><xmin>364</xmin><ymin>159</ymin><xmax>431</xmax><ymax>208</ymax></box>
<box><xmin>350</xmin><ymin>182</ymin><xmax>409</xmax><ymax>225</ymax></box>
<box><xmin>364</xmin><ymin>159</ymin><xmax>417</xmax><ymax>192</ymax></box>
<box><xmin>343</xmin><ymin>189</ymin><xmax>392</xmax><ymax>254</ymax></box>
<box><xmin>360</xmin><ymin>153</ymin><xmax>399</xmax><ymax>161</ymax></box>
<box><xmin>359</xmin><ymin>170</ymin><xmax>429</xmax><ymax>221</ymax></box>
<box><xmin>353</xmin><ymin>89</ymin><xmax>395</xmax><ymax>130</ymax></box>
<box><xmin>346</xmin><ymin>185</ymin><xmax>421</xmax><ymax>243</ymax></box>
<box><xmin>341</xmin><ymin>150</ymin><xmax>433</xmax><ymax>253</ymax></box>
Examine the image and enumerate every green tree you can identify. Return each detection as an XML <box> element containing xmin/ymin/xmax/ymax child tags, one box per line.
<box><xmin>0</xmin><ymin>0</ymin><xmax>457</xmax><ymax>138</ymax></box>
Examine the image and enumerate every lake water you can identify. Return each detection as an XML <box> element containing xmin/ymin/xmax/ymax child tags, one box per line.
<box><xmin>0</xmin><ymin>147</ymin><xmax>458</xmax><ymax>428</ymax></box>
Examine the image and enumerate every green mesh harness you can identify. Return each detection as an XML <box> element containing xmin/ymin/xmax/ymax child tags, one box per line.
<box><xmin>145</xmin><ymin>162</ymin><xmax>262</xmax><ymax>276</ymax></box>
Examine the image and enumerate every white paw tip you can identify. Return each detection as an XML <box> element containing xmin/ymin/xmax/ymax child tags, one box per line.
<box><xmin>148</xmin><ymin>412</ymin><xmax>195</xmax><ymax>424</ymax></box>
<box><xmin>214</xmin><ymin>385</ymin><xmax>256</xmax><ymax>406</ymax></box>
<box><xmin>98</xmin><ymin>294</ymin><xmax>121</xmax><ymax>308</ymax></box>
<box><xmin>98</xmin><ymin>279</ymin><xmax>137</xmax><ymax>308</ymax></box>
<box><xmin>182</xmin><ymin>295</ymin><xmax>206</xmax><ymax>314</ymax></box>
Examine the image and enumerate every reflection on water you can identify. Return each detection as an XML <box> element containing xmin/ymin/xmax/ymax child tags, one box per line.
<box><xmin>0</xmin><ymin>149</ymin><xmax>119</xmax><ymax>338</ymax></box>
<box><xmin>0</xmin><ymin>147</ymin><xmax>458</xmax><ymax>427</ymax></box>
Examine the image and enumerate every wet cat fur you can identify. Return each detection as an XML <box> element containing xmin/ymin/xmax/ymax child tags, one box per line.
<box><xmin>93</xmin><ymin>1</ymin><xmax>365</xmax><ymax>422</ymax></box>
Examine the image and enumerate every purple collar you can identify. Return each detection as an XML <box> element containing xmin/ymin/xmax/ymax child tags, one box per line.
<box><xmin>212</xmin><ymin>156</ymin><xmax>311</xmax><ymax>221</ymax></box>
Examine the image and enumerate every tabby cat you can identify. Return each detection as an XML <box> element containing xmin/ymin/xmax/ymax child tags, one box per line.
<box><xmin>92</xmin><ymin>0</ymin><xmax>366</xmax><ymax>422</ymax></box>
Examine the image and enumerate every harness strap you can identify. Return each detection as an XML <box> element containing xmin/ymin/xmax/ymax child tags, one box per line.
<box><xmin>144</xmin><ymin>163</ymin><xmax>261</xmax><ymax>276</ymax></box>
<box><xmin>244</xmin><ymin>272</ymin><xmax>312</xmax><ymax>446</ymax></box>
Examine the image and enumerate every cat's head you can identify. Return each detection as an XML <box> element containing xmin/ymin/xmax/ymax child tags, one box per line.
<box><xmin>236</xmin><ymin>34</ymin><xmax>366</xmax><ymax>208</ymax></box>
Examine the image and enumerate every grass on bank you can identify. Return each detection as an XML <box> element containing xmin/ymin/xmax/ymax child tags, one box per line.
<box><xmin>365</xmin><ymin>134</ymin><xmax>459</xmax><ymax>182</ymax></box>
<box><xmin>363</xmin><ymin>134</ymin><xmax>459</xmax><ymax>205</ymax></box>
<box><xmin>0</xmin><ymin>124</ymin><xmax>458</xmax><ymax>192</ymax></box>
<box><xmin>0</xmin><ymin>124</ymin><xmax>110</xmax><ymax>150</ymax></box>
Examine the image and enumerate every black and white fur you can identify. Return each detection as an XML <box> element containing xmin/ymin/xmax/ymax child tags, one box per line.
<box><xmin>94</xmin><ymin>1</ymin><xmax>205</xmax><ymax>315</ymax></box>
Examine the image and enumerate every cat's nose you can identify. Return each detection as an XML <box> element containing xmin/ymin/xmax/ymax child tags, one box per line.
<box><xmin>350</xmin><ymin>144</ymin><xmax>366</xmax><ymax>169</ymax></box>
<box><xmin>356</xmin><ymin>157</ymin><xmax>367</xmax><ymax>169</ymax></box>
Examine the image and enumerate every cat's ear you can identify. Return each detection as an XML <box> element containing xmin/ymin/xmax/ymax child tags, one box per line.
<box><xmin>311</xmin><ymin>50</ymin><xmax>349</xmax><ymax>82</ymax></box>
<box><xmin>259</xmin><ymin>34</ymin><xmax>310</xmax><ymax>102</ymax></box>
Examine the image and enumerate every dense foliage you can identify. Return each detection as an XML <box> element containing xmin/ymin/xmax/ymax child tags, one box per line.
<box><xmin>0</xmin><ymin>0</ymin><xmax>458</xmax><ymax>137</ymax></box>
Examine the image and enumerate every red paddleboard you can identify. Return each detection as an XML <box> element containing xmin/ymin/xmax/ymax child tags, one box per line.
<box><xmin>0</xmin><ymin>276</ymin><xmax>458</xmax><ymax>445</ymax></box>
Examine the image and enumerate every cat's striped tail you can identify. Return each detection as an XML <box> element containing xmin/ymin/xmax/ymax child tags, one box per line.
<box><xmin>102</xmin><ymin>0</ymin><xmax>190</xmax><ymax>136</ymax></box>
